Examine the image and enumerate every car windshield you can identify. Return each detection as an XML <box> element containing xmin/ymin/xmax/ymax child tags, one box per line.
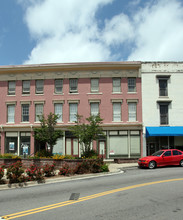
<box><xmin>152</xmin><ymin>150</ymin><xmax>164</xmax><ymax>157</ymax></box>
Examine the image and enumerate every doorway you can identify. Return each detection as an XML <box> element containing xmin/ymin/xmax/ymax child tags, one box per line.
<box><xmin>65</xmin><ymin>138</ymin><xmax>79</xmax><ymax>157</ymax></box>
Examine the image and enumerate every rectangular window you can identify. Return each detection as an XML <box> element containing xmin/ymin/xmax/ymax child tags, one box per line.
<box><xmin>35</xmin><ymin>104</ymin><xmax>43</xmax><ymax>121</ymax></box>
<box><xmin>113</xmin><ymin>103</ymin><xmax>121</xmax><ymax>121</ymax></box>
<box><xmin>160</xmin><ymin>104</ymin><xmax>168</xmax><ymax>125</ymax></box>
<box><xmin>128</xmin><ymin>78</ymin><xmax>136</xmax><ymax>92</ymax></box>
<box><xmin>22</xmin><ymin>104</ymin><xmax>29</xmax><ymax>122</ymax></box>
<box><xmin>69</xmin><ymin>79</ymin><xmax>78</xmax><ymax>93</ymax></box>
<box><xmin>128</xmin><ymin>103</ymin><xmax>137</xmax><ymax>122</ymax></box>
<box><xmin>22</xmin><ymin>81</ymin><xmax>30</xmax><ymax>94</ymax></box>
<box><xmin>91</xmin><ymin>79</ymin><xmax>99</xmax><ymax>92</ymax></box>
<box><xmin>69</xmin><ymin>103</ymin><xmax>77</xmax><ymax>122</ymax></box>
<box><xmin>35</xmin><ymin>80</ymin><xmax>44</xmax><ymax>94</ymax></box>
<box><xmin>8</xmin><ymin>81</ymin><xmax>16</xmax><ymax>95</ymax></box>
<box><xmin>159</xmin><ymin>79</ymin><xmax>168</xmax><ymax>96</ymax></box>
<box><xmin>7</xmin><ymin>105</ymin><xmax>15</xmax><ymax>123</ymax></box>
<box><xmin>55</xmin><ymin>79</ymin><xmax>63</xmax><ymax>94</ymax></box>
<box><xmin>90</xmin><ymin>103</ymin><xmax>99</xmax><ymax>116</ymax></box>
<box><xmin>113</xmin><ymin>78</ymin><xmax>121</xmax><ymax>93</ymax></box>
<box><xmin>54</xmin><ymin>103</ymin><xmax>63</xmax><ymax>122</ymax></box>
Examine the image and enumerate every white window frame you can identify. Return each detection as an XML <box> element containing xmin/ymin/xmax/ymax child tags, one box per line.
<box><xmin>35</xmin><ymin>104</ymin><xmax>43</xmax><ymax>122</ymax></box>
<box><xmin>55</xmin><ymin>79</ymin><xmax>63</xmax><ymax>94</ymax></box>
<box><xmin>22</xmin><ymin>80</ymin><xmax>30</xmax><ymax>94</ymax></box>
<box><xmin>90</xmin><ymin>103</ymin><xmax>99</xmax><ymax>116</ymax></box>
<box><xmin>69</xmin><ymin>103</ymin><xmax>78</xmax><ymax>122</ymax></box>
<box><xmin>128</xmin><ymin>78</ymin><xmax>136</xmax><ymax>92</ymax></box>
<box><xmin>7</xmin><ymin>105</ymin><xmax>15</xmax><ymax>123</ymax></box>
<box><xmin>69</xmin><ymin>79</ymin><xmax>78</xmax><ymax>93</ymax></box>
<box><xmin>22</xmin><ymin>104</ymin><xmax>29</xmax><ymax>122</ymax></box>
<box><xmin>113</xmin><ymin>78</ymin><xmax>121</xmax><ymax>93</ymax></box>
<box><xmin>128</xmin><ymin>102</ymin><xmax>137</xmax><ymax>122</ymax></box>
<box><xmin>35</xmin><ymin>80</ymin><xmax>44</xmax><ymax>94</ymax></box>
<box><xmin>91</xmin><ymin>78</ymin><xmax>99</xmax><ymax>93</ymax></box>
<box><xmin>54</xmin><ymin>103</ymin><xmax>63</xmax><ymax>122</ymax></box>
<box><xmin>8</xmin><ymin>81</ymin><xmax>16</xmax><ymax>95</ymax></box>
<box><xmin>113</xmin><ymin>102</ymin><xmax>121</xmax><ymax>122</ymax></box>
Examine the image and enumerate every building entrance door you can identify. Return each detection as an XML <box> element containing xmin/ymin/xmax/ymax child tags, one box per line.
<box><xmin>65</xmin><ymin>138</ymin><xmax>79</xmax><ymax>157</ymax></box>
<box><xmin>98</xmin><ymin>141</ymin><xmax>106</xmax><ymax>158</ymax></box>
<box><xmin>149</xmin><ymin>143</ymin><xmax>156</xmax><ymax>155</ymax></box>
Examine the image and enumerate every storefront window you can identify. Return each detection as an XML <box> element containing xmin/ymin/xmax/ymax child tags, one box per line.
<box><xmin>5</xmin><ymin>136</ymin><xmax>18</xmax><ymax>154</ymax></box>
<box><xmin>20</xmin><ymin>133</ymin><xmax>31</xmax><ymax>156</ymax></box>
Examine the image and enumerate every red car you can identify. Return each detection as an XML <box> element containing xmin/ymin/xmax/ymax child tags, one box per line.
<box><xmin>138</xmin><ymin>149</ymin><xmax>183</xmax><ymax>169</ymax></box>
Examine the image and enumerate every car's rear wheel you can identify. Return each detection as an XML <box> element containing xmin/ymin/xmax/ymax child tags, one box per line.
<box><xmin>180</xmin><ymin>160</ymin><xmax>183</xmax><ymax>167</ymax></box>
<box><xmin>148</xmin><ymin>161</ymin><xmax>156</xmax><ymax>169</ymax></box>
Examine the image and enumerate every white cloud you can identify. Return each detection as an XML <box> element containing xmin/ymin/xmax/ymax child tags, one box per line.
<box><xmin>128</xmin><ymin>0</ymin><xmax>183</xmax><ymax>61</ymax></box>
<box><xmin>21</xmin><ymin>0</ymin><xmax>115</xmax><ymax>64</ymax></box>
<box><xmin>19</xmin><ymin>0</ymin><xmax>183</xmax><ymax>64</ymax></box>
<box><xmin>102</xmin><ymin>14</ymin><xmax>134</xmax><ymax>46</ymax></box>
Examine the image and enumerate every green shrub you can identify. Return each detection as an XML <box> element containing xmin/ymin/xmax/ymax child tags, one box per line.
<box><xmin>64</xmin><ymin>155</ymin><xmax>75</xmax><ymax>159</ymax></box>
<box><xmin>0</xmin><ymin>154</ymin><xmax>21</xmax><ymax>159</ymax></box>
<box><xmin>25</xmin><ymin>164</ymin><xmax>44</xmax><ymax>182</ymax></box>
<box><xmin>6</xmin><ymin>161</ymin><xmax>26</xmax><ymax>184</ymax></box>
<box><xmin>52</xmin><ymin>154</ymin><xmax>65</xmax><ymax>160</ymax></box>
<box><xmin>35</xmin><ymin>150</ymin><xmax>52</xmax><ymax>158</ymax></box>
<box><xmin>58</xmin><ymin>163</ymin><xmax>74</xmax><ymax>176</ymax></box>
<box><xmin>0</xmin><ymin>167</ymin><xmax>4</xmax><ymax>184</ymax></box>
<box><xmin>42</xmin><ymin>163</ymin><xmax>55</xmax><ymax>177</ymax></box>
<box><xmin>81</xmin><ymin>149</ymin><xmax>98</xmax><ymax>158</ymax></box>
<box><xmin>100</xmin><ymin>163</ymin><xmax>109</xmax><ymax>172</ymax></box>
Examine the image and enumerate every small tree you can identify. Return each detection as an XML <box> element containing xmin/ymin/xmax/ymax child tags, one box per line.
<box><xmin>34</xmin><ymin>113</ymin><xmax>63</xmax><ymax>155</ymax></box>
<box><xmin>69</xmin><ymin>114</ymin><xmax>105</xmax><ymax>157</ymax></box>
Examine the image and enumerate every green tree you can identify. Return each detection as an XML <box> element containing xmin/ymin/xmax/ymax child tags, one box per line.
<box><xmin>69</xmin><ymin>114</ymin><xmax>105</xmax><ymax>157</ymax></box>
<box><xmin>34</xmin><ymin>113</ymin><xmax>63</xmax><ymax>155</ymax></box>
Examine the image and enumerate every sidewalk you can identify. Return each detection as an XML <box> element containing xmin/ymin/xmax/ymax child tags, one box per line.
<box><xmin>0</xmin><ymin>163</ymin><xmax>138</xmax><ymax>191</ymax></box>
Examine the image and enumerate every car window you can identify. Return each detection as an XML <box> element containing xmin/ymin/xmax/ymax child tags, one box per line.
<box><xmin>173</xmin><ymin>150</ymin><xmax>182</xmax><ymax>156</ymax></box>
<box><xmin>152</xmin><ymin>151</ymin><xmax>164</xmax><ymax>156</ymax></box>
<box><xmin>163</xmin><ymin>151</ymin><xmax>171</xmax><ymax>157</ymax></box>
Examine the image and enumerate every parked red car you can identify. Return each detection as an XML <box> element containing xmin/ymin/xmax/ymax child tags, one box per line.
<box><xmin>138</xmin><ymin>149</ymin><xmax>183</xmax><ymax>169</ymax></box>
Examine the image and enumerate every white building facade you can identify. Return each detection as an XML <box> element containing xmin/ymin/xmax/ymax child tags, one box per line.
<box><xmin>142</xmin><ymin>62</ymin><xmax>183</xmax><ymax>156</ymax></box>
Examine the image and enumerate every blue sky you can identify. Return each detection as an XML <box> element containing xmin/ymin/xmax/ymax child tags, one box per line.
<box><xmin>1</xmin><ymin>0</ymin><xmax>183</xmax><ymax>65</ymax></box>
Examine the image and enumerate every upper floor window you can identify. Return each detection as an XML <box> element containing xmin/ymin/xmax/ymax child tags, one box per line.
<box><xmin>128</xmin><ymin>102</ymin><xmax>137</xmax><ymax>122</ymax></box>
<box><xmin>90</xmin><ymin>103</ymin><xmax>99</xmax><ymax>116</ymax></box>
<box><xmin>69</xmin><ymin>79</ymin><xmax>78</xmax><ymax>93</ymax></box>
<box><xmin>69</xmin><ymin>103</ymin><xmax>78</xmax><ymax>122</ymax></box>
<box><xmin>35</xmin><ymin>80</ymin><xmax>44</xmax><ymax>94</ymax></box>
<box><xmin>22</xmin><ymin>104</ymin><xmax>29</xmax><ymax>122</ymax></box>
<box><xmin>91</xmin><ymin>79</ymin><xmax>99</xmax><ymax>93</ymax></box>
<box><xmin>159</xmin><ymin>103</ymin><xmax>169</xmax><ymax>125</ymax></box>
<box><xmin>128</xmin><ymin>78</ymin><xmax>136</xmax><ymax>92</ymax></box>
<box><xmin>113</xmin><ymin>102</ymin><xmax>121</xmax><ymax>122</ymax></box>
<box><xmin>55</xmin><ymin>79</ymin><xmax>63</xmax><ymax>94</ymax></box>
<box><xmin>22</xmin><ymin>81</ymin><xmax>30</xmax><ymax>95</ymax></box>
<box><xmin>8</xmin><ymin>81</ymin><xmax>16</xmax><ymax>95</ymax></box>
<box><xmin>54</xmin><ymin>103</ymin><xmax>63</xmax><ymax>122</ymax></box>
<box><xmin>7</xmin><ymin>105</ymin><xmax>15</xmax><ymax>123</ymax></box>
<box><xmin>113</xmin><ymin>78</ymin><xmax>121</xmax><ymax>93</ymax></box>
<box><xmin>159</xmin><ymin>79</ymin><xmax>168</xmax><ymax>96</ymax></box>
<box><xmin>35</xmin><ymin>104</ymin><xmax>43</xmax><ymax>122</ymax></box>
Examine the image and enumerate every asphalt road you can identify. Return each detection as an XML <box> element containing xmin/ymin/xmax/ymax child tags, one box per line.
<box><xmin>1</xmin><ymin>166</ymin><xmax>183</xmax><ymax>220</ymax></box>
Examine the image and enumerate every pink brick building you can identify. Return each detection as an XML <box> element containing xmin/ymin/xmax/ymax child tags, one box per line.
<box><xmin>0</xmin><ymin>62</ymin><xmax>142</xmax><ymax>158</ymax></box>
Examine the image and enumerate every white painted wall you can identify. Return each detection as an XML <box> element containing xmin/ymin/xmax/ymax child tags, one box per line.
<box><xmin>142</xmin><ymin>62</ymin><xmax>183</xmax><ymax>127</ymax></box>
<box><xmin>141</xmin><ymin>62</ymin><xmax>183</xmax><ymax>156</ymax></box>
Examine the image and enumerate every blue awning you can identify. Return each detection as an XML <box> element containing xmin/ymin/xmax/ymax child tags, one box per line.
<box><xmin>146</xmin><ymin>126</ymin><xmax>183</xmax><ymax>137</ymax></box>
